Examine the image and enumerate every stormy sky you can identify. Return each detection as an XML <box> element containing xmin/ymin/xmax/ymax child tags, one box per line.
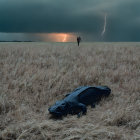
<box><xmin>0</xmin><ymin>0</ymin><xmax>140</xmax><ymax>42</ymax></box>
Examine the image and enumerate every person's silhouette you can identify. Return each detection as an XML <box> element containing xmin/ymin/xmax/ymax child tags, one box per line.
<box><xmin>77</xmin><ymin>36</ymin><xmax>81</xmax><ymax>46</ymax></box>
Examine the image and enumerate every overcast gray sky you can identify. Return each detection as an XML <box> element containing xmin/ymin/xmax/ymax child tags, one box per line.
<box><xmin>0</xmin><ymin>0</ymin><xmax>140</xmax><ymax>41</ymax></box>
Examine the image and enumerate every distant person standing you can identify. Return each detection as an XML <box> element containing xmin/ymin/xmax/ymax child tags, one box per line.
<box><xmin>77</xmin><ymin>36</ymin><xmax>81</xmax><ymax>46</ymax></box>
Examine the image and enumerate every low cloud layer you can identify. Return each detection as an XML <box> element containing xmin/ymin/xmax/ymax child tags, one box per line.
<box><xmin>0</xmin><ymin>0</ymin><xmax>140</xmax><ymax>41</ymax></box>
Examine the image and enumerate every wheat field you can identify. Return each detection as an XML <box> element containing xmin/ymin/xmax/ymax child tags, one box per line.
<box><xmin>0</xmin><ymin>42</ymin><xmax>140</xmax><ymax>140</ymax></box>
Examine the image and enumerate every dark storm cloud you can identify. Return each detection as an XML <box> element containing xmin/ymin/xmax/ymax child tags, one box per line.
<box><xmin>0</xmin><ymin>0</ymin><xmax>140</xmax><ymax>41</ymax></box>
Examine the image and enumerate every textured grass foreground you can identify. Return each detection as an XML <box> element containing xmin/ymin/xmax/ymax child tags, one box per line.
<box><xmin>0</xmin><ymin>42</ymin><xmax>140</xmax><ymax>140</ymax></box>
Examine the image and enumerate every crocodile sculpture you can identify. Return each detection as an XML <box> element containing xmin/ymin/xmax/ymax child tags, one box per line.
<box><xmin>48</xmin><ymin>86</ymin><xmax>111</xmax><ymax>117</ymax></box>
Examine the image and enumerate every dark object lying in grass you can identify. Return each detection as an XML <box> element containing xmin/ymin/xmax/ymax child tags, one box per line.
<box><xmin>48</xmin><ymin>86</ymin><xmax>111</xmax><ymax>118</ymax></box>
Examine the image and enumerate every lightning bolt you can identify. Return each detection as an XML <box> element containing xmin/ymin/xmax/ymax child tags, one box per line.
<box><xmin>63</xmin><ymin>34</ymin><xmax>67</xmax><ymax>42</ymax></box>
<box><xmin>101</xmin><ymin>13</ymin><xmax>107</xmax><ymax>36</ymax></box>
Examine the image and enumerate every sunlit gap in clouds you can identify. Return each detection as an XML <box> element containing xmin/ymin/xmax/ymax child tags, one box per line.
<box><xmin>36</xmin><ymin>33</ymin><xmax>76</xmax><ymax>42</ymax></box>
<box><xmin>0</xmin><ymin>32</ymin><xmax>77</xmax><ymax>42</ymax></box>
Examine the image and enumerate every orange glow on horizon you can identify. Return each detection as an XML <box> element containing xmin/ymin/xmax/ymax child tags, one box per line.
<box><xmin>62</xmin><ymin>34</ymin><xmax>67</xmax><ymax>42</ymax></box>
<box><xmin>36</xmin><ymin>33</ymin><xmax>76</xmax><ymax>42</ymax></box>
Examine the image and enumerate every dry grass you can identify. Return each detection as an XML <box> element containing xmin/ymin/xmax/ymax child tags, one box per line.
<box><xmin>0</xmin><ymin>42</ymin><xmax>140</xmax><ymax>140</ymax></box>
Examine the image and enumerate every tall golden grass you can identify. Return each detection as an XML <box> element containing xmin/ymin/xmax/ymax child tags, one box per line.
<box><xmin>0</xmin><ymin>42</ymin><xmax>140</xmax><ymax>140</ymax></box>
